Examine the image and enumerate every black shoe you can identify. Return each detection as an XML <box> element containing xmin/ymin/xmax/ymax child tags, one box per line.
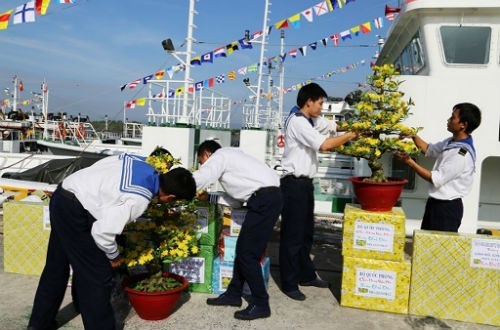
<box><xmin>283</xmin><ymin>289</ymin><xmax>306</xmax><ymax>301</ymax></box>
<box><xmin>206</xmin><ymin>293</ymin><xmax>242</xmax><ymax>307</ymax></box>
<box><xmin>300</xmin><ymin>277</ymin><xmax>330</xmax><ymax>288</ymax></box>
<box><xmin>234</xmin><ymin>304</ymin><xmax>271</xmax><ymax>320</ymax></box>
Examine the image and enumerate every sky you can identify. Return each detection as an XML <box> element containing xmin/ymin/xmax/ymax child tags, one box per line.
<box><xmin>0</xmin><ymin>0</ymin><xmax>399</xmax><ymax>128</ymax></box>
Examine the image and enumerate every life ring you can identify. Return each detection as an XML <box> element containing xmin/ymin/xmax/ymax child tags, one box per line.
<box><xmin>76</xmin><ymin>123</ymin><xmax>86</xmax><ymax>139</ymax></box>
<box><xmin>277</xmin><ymin>134</ymin><xmax>285</xmax><ymax>148</ymax></box>
<box><xmin>55</xmin><ymin>123</ymin><xmax>66</xmax><ymax>139</ymax></box>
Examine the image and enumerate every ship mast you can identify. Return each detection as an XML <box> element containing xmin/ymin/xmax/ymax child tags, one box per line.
<box><xmin>12</xmin><ymin>76</ymin><xmax>18</xmax><ymax>115</ymax></box>
<box><xmin>254</xmin><ymin>0</ymin><xmax>271</xmax><ymax>128</ymax></box>
<box><xmin>180</xmin><ymin>0</ymin><xmax>196</xmax><ymax>124</ymax></box>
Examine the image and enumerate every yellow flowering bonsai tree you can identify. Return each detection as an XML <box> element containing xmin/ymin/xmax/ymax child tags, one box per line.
<box><xmin>118</xmin><ymin>147</ymin><xmax>199</xmax><ymax>292</ymax></box>
<box><xmin>336</xmin><ymin>64</ymin><xmax>421</xmax><ymax>183</ymax></box>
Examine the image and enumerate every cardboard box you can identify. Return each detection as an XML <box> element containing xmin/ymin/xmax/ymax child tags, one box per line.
<box><xmin>221</xmin><ymin>235</ymin><xmax>237</xmax><ymax>262</ymax></box>
<box><xmin>343</xmin><ymin>203</ymin><xmax>406</xmax><ymax>261</ymax></box>
<box><xmin>211</xmin><ymin>256</ymin><xmax>270</xmax><ymax>295</ymax></box>
<box><xmin>4</xmin><ymin>201</ymin><xmax>51</xmax><ymax>276</ymax></box>
<box><xmin>169</xmin><ymin>244</ymin><xmax>216</xmax><ymax>293</ymax></box>
<box><xmin>195</xmin><ymin>203</ymin><xmax>222</xmax><ymax>246</ymax></box>
<box><xmin>409</xmin><ymin>230</ymin><xmax>500</xmax><ymax>326</ymax></box>
<box><xmin>341</xmin><ymin>256</ymin><xmax>411</xmax><ymax>314</ymax></box>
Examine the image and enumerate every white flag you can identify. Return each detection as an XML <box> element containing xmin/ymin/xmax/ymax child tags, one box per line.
<box><xmin>13</xmin><ymin>1</ymin><xmax>36</xmax><ymax>25</ymax></box>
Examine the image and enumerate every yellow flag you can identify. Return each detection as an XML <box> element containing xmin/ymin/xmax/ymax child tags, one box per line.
<box><xmin>136</xmin><ymin>98</ymin><xmax>146</xmax><ymax>106</ymax></box>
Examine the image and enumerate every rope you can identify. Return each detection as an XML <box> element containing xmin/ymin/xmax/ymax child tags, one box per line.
<box><xmin>0</xmin><ymin>153</ymin><xmax>35</xmax><ymax>171</ymax></box>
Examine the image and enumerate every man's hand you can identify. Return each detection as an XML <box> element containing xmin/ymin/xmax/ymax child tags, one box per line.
<box><xmin>196</xmin><ymin>190</ymin><xmax>209</xmax><ymax>201</ymax></box>
<box><xmin>394</xmin><ymin>151</ymin><xmax>411</xmax><ymax>163</ymax></box>
<box><xmin>109</xmin><ymin>256</ymin><xmax>123</xmax><ymax>269</ymax></box>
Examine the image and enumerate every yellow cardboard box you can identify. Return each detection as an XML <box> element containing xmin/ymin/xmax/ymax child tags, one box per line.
<box><xmin>341</xmin><ymin>256</ymin><xmax>411</xmax><ymax>314</ymax></box>
<box><xmin>4</xmin><ymin>201</ymin><xmax>50</xmax><ymax>276</ymax></box>
<box><xmin>409</xmin><ymin>230</ymin><xmax>500</xmax><ymax>326</ymax></box>
<box><xmin>343</xmin><ymin>204</ymin><xmax>406</xmax><ymax>261</ymax></box>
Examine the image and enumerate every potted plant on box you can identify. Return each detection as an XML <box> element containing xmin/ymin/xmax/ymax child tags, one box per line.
<box><xmin>335</xmin><ymin>64</ymin><xmax>421</xmax><ymax>211</ymax></box>
<box><xmin>120</xmin><ymin>203</ymin><xmax>200</xmax><ymax>320</ymax></box>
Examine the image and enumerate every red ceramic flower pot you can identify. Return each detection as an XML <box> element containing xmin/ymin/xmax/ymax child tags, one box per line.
<box><xmin>349</xmin><ymin>176</ymin><xmax>407</xmax><ymax>212</ymax></box>
<box><xmin>123</xmin><ymin>272</ymin><xmax>188</xmax><ymax>320</ymax></box>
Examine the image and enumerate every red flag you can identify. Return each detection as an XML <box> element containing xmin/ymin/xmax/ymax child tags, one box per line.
<box><xmin>36</xmin><ymin>0</ymin><xmax>51</xmax><ymax>15</ymax></box>
<box><xmin>18</xmin><ymin>81</ymin><xmax>24</xmax><ymax>92</ymax></box>
<box><xmin>385</xmin><ymin>5</ymin><xmax>401</xmax><ymax>14</ymax></box>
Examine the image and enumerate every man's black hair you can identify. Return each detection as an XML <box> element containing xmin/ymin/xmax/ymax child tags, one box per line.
<box><xmin>454</xmin><ymin>103</ymin><xmax>481</xmax><ymax>134</ymax></box>
<box><xmin>197</xmin><ymin>140</ymin><xmax>221</xmax><ymax>157</ymax></box>
<box><xmin>159</xmin><ymin>167</ymin><xmax>196</xmax><ymax>201</ymax></box>
<box><xmin>296</xmin><ymin>83</ymin><xmax>327</xmax><ymax>108</ymax></box>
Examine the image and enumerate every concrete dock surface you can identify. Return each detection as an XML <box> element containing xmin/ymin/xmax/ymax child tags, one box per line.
<box><xmin>0</xmin><ymin>225</ymin><xmax>497</xmax><ymax>330</ymax></box>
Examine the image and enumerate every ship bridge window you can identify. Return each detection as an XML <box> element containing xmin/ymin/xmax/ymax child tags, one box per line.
<box><xmin>440</xmin><ymin>26</ymin><xmax>491</xmax><ymax>64</ymax></box>
<box><xmin>394</xmin><ymin>31</ymin><xmax>424</xmax><ymax>75</ymax></box>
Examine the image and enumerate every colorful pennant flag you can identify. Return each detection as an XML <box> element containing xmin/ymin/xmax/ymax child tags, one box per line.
<box><xmin>275</xmin><ymin>19</ymin><xmax>289</xmax><ymax>29</ymax></box>
<box><xmin>361</xmin><ymin>22</ymin><xmax>371</xmax><ymax>33</ymax></box>
<box><xmin>351</xmin><ymin>25</ymin><xmax>360</xmax><ymax>36</ymax></box>
<box><xmin>335</xmin><ymin>0</ymin><xmax>346</xmax><ymax>9</ymax></box>
<box><xmin>215</xmin><ymin>75</ymin><xmax>225</xmax><ymax>84</ymax></box>
<box><xmin>204</xmin><ymin>78</ymin><xmax>214</xmax><ymax>87</ymax></box>
<box><xmin>18</xmin><ymin>81</ymin><xmax>24</xmax><ymax>92</ymax></box>
<box><xmin>35</xmin><ymin>0</ymin><xmax>51</xmax><ymax>15</ymax></box>
<box><xmin>227</xmin><ymin>71</ymin><xmax>236</xmax><ymax>80</ymax></box>
<box><xmin>190</xmin><ymin>56</ymin><xmax>201</xmax><ymax>66</ymax></box>
<box><xmin>247</xmin><ymin>63</ymin><xmax>258</xmax><ymax>72</ymax></box>
<box><xmin>298</xmin><ymin>46</ymin><xmax>307</xmax><ymax>57</ymax></box>
<box><xmin>330</xmin><ymin>34</ymin><xmax>339</xmax><ymax>46</ymax></box>
<box><xmin>0</xmin><ymin>10</ymin><xmax>13</xmax><ymax>30</ymax></box>
<box><xmin>154</xmin><ymin>70</ymin><xmax>165</xmax><ymax>79</ymax></box>
<box><xmin>309</xmin><ymin>42</ymin><xmax>318</xmax><ymax>50</ymax></box>
<box><xmin>195</xmin><ymin>81</ymin><xmax>204</xmax><ymax>91</ymax></box>
<box><xmin>136</xmin><ymin>98</ymin><xmax>146</xmax><ymax>106</ymax></box>
<box><xmin>289</xmin><ymin>13</ymin><xmax>301</xmax><ymax>29</ymax></box>
<box><xmin>340</xmin><ymin>30</ymin><xmax>352</xmax><ymax>40</ymax></box>
<box><xmin>302</xmin><ymin>8</ymin><xmax>313</xmax><ymax>22</ymax></box>
<box><xmin>226</xmin><ymin>42</ymin><xmax>239</xmax><ymax>55</ymax></box>
<box><xmin>289</xmin><ymin>49</ymin><xmax>298</xmax><ymax>58</ymax></box>
<box><xmin>251</xmin><ymin>30</ymin><xmax>262</xmax><ymax>41</ymax></box>
<box><xmin>125</xmin><ymin>100</ymin><xmax>136</xmax><ymax>109</ymax></box>
<box><xmin>237</xmin><ymin>67</ymin><xmax>247</xmax><ymax>75</ymax></box>
<box><xmin>201</xmin><ymin>52</ymin><xmax>213</xmax><ymax>63</ymax></box>
<box><xmin>142</xmin><ymin>74</ymin><xmax>154</xmax><ymax>84</ymax></box>
<box><xmin>374</xmin><ymin>17</ymin><xmax>383</xmax><ymax>29</ymax></box>
<box><xmin>313</xmin><ymin>1</ymin><xmax>330</xmax><ymax>16</ymax></box>
<box><xmin>128</xmin><ymin>79</ymin><xmax>140</xmax><ymax>90</ymax></box>
<box><xmin>59</xmin><ymin>0</ymin><xmax>74</xmax><ymax>3</ymax></box>
<box><xmin>214</xmin><ymin>46</ymin><xmax>227</xmax><ymax>58</ymax></box>
<box><xmin>238</xmin><ymin>38</ymin><xmax>253</xmax><ymax>49</ymax></box>
<box><xmin>14</xmin><ymin>1</ymin><xmax>36</xmax><ymax>24</ymax></box>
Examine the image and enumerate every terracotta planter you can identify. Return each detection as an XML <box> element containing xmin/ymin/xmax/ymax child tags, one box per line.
<box><xmin>123</xmin><ymin>272</ymin><xmax>188</xmax><ymax>320</ymax></box>
<box><xmin>349</xmin><ymin>176</ymin><xmax>407</xmax><ymax>212</ymax></box>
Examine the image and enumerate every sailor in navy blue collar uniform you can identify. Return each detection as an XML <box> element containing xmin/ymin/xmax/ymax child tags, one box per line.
<box><xmin>28</xmin><ymin>153</ymin><xmax>195</xmax><ymax>330</ymax></box>
<box><xmin>395</xmin><ymin>102</ymin><xmax>482</xmax><ymax>232</ymax></box>
<box><xmin>193</xmin><ymin>140</ymin><xmax>282</xmax><ymax>321</ymax></box>
<box><xmin>279</xmin><ymin>83</ymin><xmax>357</xmax><ymax>301</ymax></box>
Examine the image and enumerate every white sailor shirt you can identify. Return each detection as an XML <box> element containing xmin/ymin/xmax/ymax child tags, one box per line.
<box><xmin>280</xmin><ymin>113</ymin><xmax>328</xmax><ymax>178</ymax></box>
<box><xmin>192</xmin><ymin>147</ymin><xmax>280</xmax><ymax>202</ymax></box>
<box><xmin>62</xmin><ymin>154</ymin><xmax>157</xmax><ymax>259</ymax></box>
<box><xmin>426</xmin><ymin>138</ymin><xmax>475</xmax><ymax>200</ymax></box>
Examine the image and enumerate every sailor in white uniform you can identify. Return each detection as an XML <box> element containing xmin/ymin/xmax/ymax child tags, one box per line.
<box><xmin>396</xmin><ymin>102</ymin><xmax>481</xmax><ymax>232</ymax></box>
<box><xmin>28</xmin><ymin>154</ymin><xmax>196</xmax><ymax>330</ymax></box>
<box><xmin>279</xmin><ymin>83</ymin><xmax>357</xmax><ymax>301</ymax></box>
<box><xmin>193</xmin><ymin>140</ymin><xmax>282</xmax><ymax>321</ymax></box>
